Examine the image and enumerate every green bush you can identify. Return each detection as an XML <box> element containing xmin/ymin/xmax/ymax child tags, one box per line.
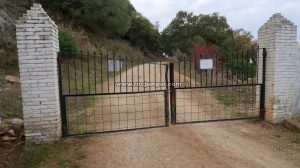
<box><xmin>72</xmin><ymin>0</ymin><xmax>132</xmax><ymax>36</ymax></box>
<box><xmin>225</xmin><ymin>58</ymin><xmax>256</xmax><ymax>80</ymax></box>
<box><xmin>59</xmin><ymin>30</ymin><xmax>78</xmax><ymax>55</ymax></box>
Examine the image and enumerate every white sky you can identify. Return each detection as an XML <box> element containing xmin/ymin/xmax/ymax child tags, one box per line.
<box><xmin>130</xmin><ymin>0</ymin><xmax>300</xmax><ymax>41</ymax></box>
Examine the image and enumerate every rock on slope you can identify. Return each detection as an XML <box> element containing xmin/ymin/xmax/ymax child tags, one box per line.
<box><xmin>0</xmin><ymin>0</ymin><xmax>26</xmax><ymax>68</ymax></box>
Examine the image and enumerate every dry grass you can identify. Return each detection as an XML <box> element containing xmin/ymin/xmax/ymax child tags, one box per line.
<box><xmin>0</xmin><ymin>74</ymin><xmax>22</xmax><ymax>120</ymax></box>
<box><xmin>8</xmin><ymin>140</ymin><xmax>85</xmax><ymax>168</ymax></box>
<box><xmin>58</xmin><ymin>24</ymin><xmax>151</xmax><ymax>61</ymax></box>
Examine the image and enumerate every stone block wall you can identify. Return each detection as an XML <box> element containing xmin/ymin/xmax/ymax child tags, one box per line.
<box><xmin>258</xmin><ymin>13</ymin><xmax>299</xmax><ymax>123</ymax></box>
<box><xmin>295</xmin><ymin>45</ymin><xmax>300</xmax><ymax>118</ymax></box>
<box><xmin>16</xmin><ymin>3</ymin><xmax>61</xmax><ymax>143</ymax></box>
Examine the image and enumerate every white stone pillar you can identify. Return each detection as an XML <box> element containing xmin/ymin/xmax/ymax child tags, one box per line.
<box><xmin>295</xmin><ymin>46</ymin><xmax>300</xmax><ymax>118</ymax></box>
<box><xmin>16</xmin><ymin>3</ymin><xmax>61</xmax><ymax>143</ymax></box>
<box><xmin>258</xmin><ymin>13</ymin><xmax>299</xmax><ymax>123</ymax></box>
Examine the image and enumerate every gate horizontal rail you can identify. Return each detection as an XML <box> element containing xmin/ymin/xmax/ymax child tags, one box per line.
<box><xmin>63</xmin><ymin>89</ymin><xmax>168</xmax><ymax>97</ymax></box>
<box><xmin>173</xmin><ymin>117</ymin><xmax>261</xmax><ymax>126</ymax></box>
<box><xmin>172</xmin><ymin>83</ymin><xmax>262</xmax><ymax>90</ymax></box>
<box><xmin>66</xmin><ymin>125</ymin><xmax>168</xmax><ymax>137</ymax></box>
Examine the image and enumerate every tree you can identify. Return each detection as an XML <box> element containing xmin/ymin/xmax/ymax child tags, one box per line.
<box><xmin>232</xmin><ymin>29</ymin><xmax>258</xmax><ymax>72</ymax></box>
<box><xmin>39</xmin><ymin>0</ymin><xmax>162</xmax><ymax>53</ymax></box>
<box><xmin>154</xmin><ymin>21</ymin><xmax>160</xmax><ymax>31</ymax></box>
<box><xmin>195</xmin><ymin>13</ymin><xmax>233</xmax><ymax>46</ymax></box>
<box><xmin>161</xmin><ymin>11</ymin><xmax>200</xmax><ymax>54</ymax></box>
<box><xmin>161</xmin><ymin>11</ymin><xmax>234</xmax><ymax>55</ymax></box>
<box><xmin>73</xmin><ymin>0</ymin><xmax>132</xmax><ymax>36</ymax></box>
<box><xmin>39</xmin><ymin>0</ymin><xmax>84</xmax><ymax>15</ymax></box>
<box><xmin>125</xmin><ymin>12</ymin><xmax>160</xmax><ymax>52</ymax></box>
<box><xmin>233</xmin><ymin>29</ymin><xmax>257</xmax><ymax>51</ymax></box>
<box><xmin>191</xmin><ymin>45</ymin><xmax>219</xmax><ymax>62</ymax></box>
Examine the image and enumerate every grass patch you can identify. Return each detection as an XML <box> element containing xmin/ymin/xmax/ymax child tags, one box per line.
<box><xmin>0</xmin><ymin>84</ymin><xmax>23</xmax><ymax>119</ymax></box>
<box><xmin>0</xmin><ymin>71</ymin><xmax>5</xmax><ymax>84</ymax></box>
<box><xmin>273</xmin><ymin>134</ymin><xmax>281</xmax><ymax>138</ymax></box>
<box><xmin>217</xmin><ymin>95</ymin><xmax>234</xmax><ymax>105</ymax></box>
<box><xmin>16</xmin><ymin>143</ymin><xmax>51</xmax><ymax>168</ymax></box>
<box><xmin>225</xmin><ymin>110</ymin><xmax>248</xmax><ymax>118</ymax></box>
<box><xmin>69</xmin><ymin>124</ymin><xmax>89</xmax><ymax>135</ymax></box>
<box><xmin>231</xmin><ymin>110</ymin><xmax>248</xmax><ymax>117</ymax></box>
<box><xmin>13</xmin><ymin>140</ymin><xmax>85</xmax><ymax>168</ymax></box>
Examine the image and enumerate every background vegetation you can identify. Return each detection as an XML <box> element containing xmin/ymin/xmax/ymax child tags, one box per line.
<box><xmin>161</xmin><ymin>11</ymin><xmax>257</xmax><ymax>56</ymax></box>
<box><xmin>40</xmin><ymin>0</ymin><xmax>161</xmax><ymax>53</ymax></box>
<box><xmin>38</xmin><ymin>0</ymin><xmax>257</xmax><ymax>59</ymax></box>
<box><xmin>59</xmin><ymin>29</ymin><xmax>79</xmax><ymax>54</ymax></box>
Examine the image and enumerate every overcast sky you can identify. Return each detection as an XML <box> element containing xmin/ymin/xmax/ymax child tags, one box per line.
<box><xmin>130</xmin><ymin>0</ymin><xmax>300</xmax><ymax>41</ymax></box>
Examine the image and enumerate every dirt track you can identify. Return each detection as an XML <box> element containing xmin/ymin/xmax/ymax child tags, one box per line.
<box><xmin>74</xmin><ymin>120</ymin><xmax>300</xmax><ymax>168</ymax></box>
<box><xmin>68</xmin><ymin>63</ymin><xmax>299</xmax><ymax>167</ymax></box>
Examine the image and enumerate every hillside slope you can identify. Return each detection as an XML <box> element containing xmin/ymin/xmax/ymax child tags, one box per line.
<box><xmin>1</xmin><ymin>2</ymin><xmax>161</xmax><ymax>76</ymax></box>
<box><xmin>0</xmin><ymin>0</ymin><xmax>27</xmax><ymax>75</ymax></box>
<box><xmin>0</xmin><ymin>1</ymin><xmax>162</xmax><ymax>121</ymax></box>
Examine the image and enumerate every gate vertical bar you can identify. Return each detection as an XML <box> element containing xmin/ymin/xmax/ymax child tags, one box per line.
<box><xmin>58</xmin><ymin>52</ymin><xmax>67</xmax><ymax>137</ymax></box>
<box><xmin>165</xmin><ymin>64</ymin><xmax>170</xmax><ymax>126</ymax></box>
<box><xmin>169</xmin><ymin>63</ymin><xmax>176</xmax><ymax>124</ymax></box>
<box><xmin>260</xmin><ymin>48</ymin><xmax>267</xmax><ymax>119</ymax></box>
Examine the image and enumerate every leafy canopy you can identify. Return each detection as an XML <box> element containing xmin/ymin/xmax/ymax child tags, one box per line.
<box><xmin>73</xmin><ymin>0</ymin><xmax>132</xmax><ymax>36</ymax></box>
<box><xmin>59</xmin><ymin>30</ymin><xmax>78</xmax><ymax>55</ymax></box>
<box><xmin>40</xmin><ymin>0</ymin><xmax>160</xmax><ymax>52</ymax></box>
<box><xmin>124</xmin><ymin>12</ymin><xmax>160</xmax><ymax>52</ymax></box>
<box><xmin>233</xmin><ymin>29</ymin><xmax>257</xmax><ymax>51</ymax></box>
<box><xmin>161</xmin><ymin>11</ymin><xmax>234</xmax><ymax>54</ymax></box>
<box><xmin>161</xmin><ymin>11</ymin><xmax>201</xmax><ymax>54</ymax></box>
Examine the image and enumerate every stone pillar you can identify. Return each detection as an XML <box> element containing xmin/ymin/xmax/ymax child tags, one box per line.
<box><xmin>258</xmin><ymin>13</ymin><xmax>299</xmax><ymax>123</ymax></box>
<box><xmin>16</xmin><ymin>3</ymin><xmax>61</xmax><ymax>143</ymax></box>
<box><xmin>295</xmin><ymin>46</ymin><xmax>300</xmax><ymax>118</ymax></box>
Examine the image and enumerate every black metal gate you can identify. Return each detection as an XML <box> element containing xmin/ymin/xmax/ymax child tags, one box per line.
<box><xmin>169</xmin><ymin>48</ymin><xmax>266</xmax><ymax>124</ymax></box>
<box><xmin>58</xmin><ymin>48</ymin><xmax>266</xmax><ymax>136</ymax></box>
<box><xmin>58</xmin><ymin>52</ymin><xmax>169</xmax><ymax>136</ymax></box>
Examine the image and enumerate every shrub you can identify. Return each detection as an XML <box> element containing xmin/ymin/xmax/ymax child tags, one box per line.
<box><xmin>225</xmin><ymin>58</ymin><xmax>256</xmax><ymax>80</ymax></box>
<box><xmin>59</xmin><ymin>30</ymin><xmax>78</xmax><ymax>55</ymax></box>
<box><xmin>72</xmin><ymin>0</ymin><xmax>132</xmax><ymax>36</ymax></box>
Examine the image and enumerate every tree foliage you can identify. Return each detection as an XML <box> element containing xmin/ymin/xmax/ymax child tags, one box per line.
<box><xmin>191</xmin><ymin>45</ymin><xmax>219</xmax><ymax>62</ymax></box>
<box><xmin>161</xmin><ymin>11</ymin><xmax>201</xmax><ymax>54</ymax></box>
<box><xmin>73</xmin><ymin>0</ymin><xmax>132</xmax><ymax>36</ymax></box>
<box><xmin>225</xmin><ymin>58</ymin><xmax>256</xmax><ymax>79</ymax></box>
<box><xmin>233</xmin><ymin>29</ymin><xmax>257</xmax><ymax>51</ymax></box>
<box><xmin>124</xmin><ymin>12</ymin><xmax>160</xmax><ymax>52</ymax></box>
<box><xmin>59</xmin><ymin>30</ymin><xmax>78</xmax><ymax>55</ymax></box>
<box><xmin>40</xmin><ymin>0</ymin><xmax>160</xmax><ymax>52</ymax></box>
<box><xmin>40</xmin><ymin>1</ymin><xmax>257</xmax><ymax>56</ymax></box>
<box><xmin>161</xmin><ymin>11</ymin><xmax>234</xmax><ymax>55</ymax></box>
<box><xmin>40</xmin><ymin>0</ymin><xmax>132</xmax><ymax>36</ymax></box>
<box><xmin>39</xmin><ymin>0</ymin><xmax>84</xmax><ymax>15</ymax></box>
<box><xmin>196</xmin><ymin>13</ymin><xmax>233</xmax><ymax>46</ymax></box>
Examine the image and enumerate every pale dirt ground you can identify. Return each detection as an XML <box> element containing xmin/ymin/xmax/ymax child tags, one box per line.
<box><xmin>71</xmin><ymin>120</ymin><xmax>300</xmax><ymax>168</ymax></box>
<box><xmin>67</xmin><ymin>63</ymin><xmax>299</xmax><ymax>167</ymax></box>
